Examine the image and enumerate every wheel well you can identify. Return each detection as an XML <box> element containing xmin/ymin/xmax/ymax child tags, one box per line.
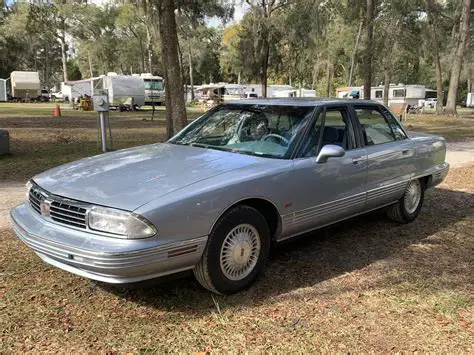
<box><xmin>236</xmin><ymin>198</ymin><xmax>281</xmax><ymax>239</ymax></box>
<box><xmin>420</xmin><ymin>175</ymin><xmax>431</xmax><ymax>188</ymax></box>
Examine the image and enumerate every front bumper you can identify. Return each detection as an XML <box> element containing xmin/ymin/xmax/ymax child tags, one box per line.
<box><xmin>10</xmin><ymin>203</ymin><xmax>207</xmax><ymax>284</ymax></box>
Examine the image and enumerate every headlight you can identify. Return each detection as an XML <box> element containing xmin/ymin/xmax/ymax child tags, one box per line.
<box><xmin>88</xmin><ymin>206</ymin><xmax>156</xmax><ymax>239</ymax></box>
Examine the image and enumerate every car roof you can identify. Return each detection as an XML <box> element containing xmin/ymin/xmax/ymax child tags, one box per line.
<box><xmin>224</xmin><ymin>98</ymin><xmax>380</xmax><ymax>107</ymax></box>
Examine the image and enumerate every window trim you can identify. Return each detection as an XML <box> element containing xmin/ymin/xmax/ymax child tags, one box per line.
<box><xmin>375</xmin><ymin>90</ymin><xmax>383</xmax><ymax>99</ymax></box>
<box><xmin>351</xmin><ymin>104</ymin><xmax>402</xmax><ymax>147</ymax></box>
<box><xmin>294</xmin><ymin>105</ymin><xmax>359</xmax><ymax>159</ymax></box>
<box><xmin>379</xmin><ymin>105</ymin><xmax>408</xmax><ymax>141</ymax></box>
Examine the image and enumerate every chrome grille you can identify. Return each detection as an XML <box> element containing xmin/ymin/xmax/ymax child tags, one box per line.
<box><xmin>29</xmin><ymin>184</ymin><xmax>88</xmax><ymax>229</ymax></box>
<box><xmin>29</xmin><ymin>188</ymin><xmax>44</xmax><ymax>214</ymax></box>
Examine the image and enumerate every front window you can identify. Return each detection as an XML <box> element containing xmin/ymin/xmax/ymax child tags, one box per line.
<box><xmin>144</xmin><ymin>80</ymin><xmax>164</xmax><ymax>91</ymax></box>
<box><xmin>169</xmin><ymin>104</ymin><xmax>315</xmax><ymax>158</ymax></box>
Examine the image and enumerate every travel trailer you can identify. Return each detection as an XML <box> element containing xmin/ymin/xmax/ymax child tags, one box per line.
<box><xmin>466</xmin><ymin>93</ymin><xmax>474</xmax><ymax>108</ymax></box>
<box><xmin>359</xmin><ymin>84</ymin><xmax>437</xmax><ymax>106</ymax></box>
<box><xmin>0</xmin><ymin>79</ymin><xmax>7</xmax><ymax>101</ymax></box>
<box><xmin>102</xmin><ymin>73</ymin><xmax>145</xmax><ymax>108</ymax></box>
<box><xmin>10</xmin><ymin>71</ymin><xmax>41</xmax><ymax>100</ymax></box>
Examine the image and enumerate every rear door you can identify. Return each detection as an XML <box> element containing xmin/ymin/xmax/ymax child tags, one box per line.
<box><xmin>281</xmin><ymin>105</ymin><xmax>367</xmax><ymax>239</ymax></box>
<box><xmin>351</xmin><ymin>104</ymin><xmax>415</xmax><ymax>210</ymax></box>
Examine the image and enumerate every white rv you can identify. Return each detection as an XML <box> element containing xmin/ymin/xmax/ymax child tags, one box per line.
<box><xmin>140</xmin><ymin>74</ymin><xmax>165</xmax><ymax>106</ymax></box>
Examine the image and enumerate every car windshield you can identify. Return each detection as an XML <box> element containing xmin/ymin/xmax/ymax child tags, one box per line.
<box><xmin>169</xmin><ymin>104</ymin><xmax>315</xmax><ymax>158</ymax></box>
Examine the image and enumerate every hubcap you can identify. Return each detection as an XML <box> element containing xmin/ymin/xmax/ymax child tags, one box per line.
<box><xmin>404</xmin><ymin>180</ymin><xmax>421</xmax><ymax>214</ymax></box>
<box><xmin>220</xmin><ymin>224</ymin><xmax>261</xmax><ymax>281</ymax></box>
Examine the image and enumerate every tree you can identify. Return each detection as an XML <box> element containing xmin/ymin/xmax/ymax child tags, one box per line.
<box><xmin>243</xmin><ymin>0</ymin><xmax>290</xmax><ymax>97</ymax></box>
<box><xmin>363</xmin><ymin>0</ymin><xmax>374</xmax><ymax>100</ymax></box>
<box><xmin>445</xmin><ymin>0</ymin><xmax>471</xmax><ymax>115</ymax></box>
<box><xmin>157</xmin><ymin>0</ymin><xmax>187</xmax><ymax>137</ymax></box>
<box><xmin>424</xmin><ymin>0</ymin><xmax>444</xmax><ymax>114</ymax></box>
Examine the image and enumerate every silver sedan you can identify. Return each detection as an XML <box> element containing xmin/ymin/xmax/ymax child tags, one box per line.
<box><xmin>10</xmin><ymin>99</ymin><xmax>449</xmax><ymax>294</ymax></box>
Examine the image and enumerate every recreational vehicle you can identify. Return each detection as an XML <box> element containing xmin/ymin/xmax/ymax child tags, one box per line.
<box><xmin>141</xmin><ymin>74</ymin><xmax>165</xmax><ymax>106</ymax></box>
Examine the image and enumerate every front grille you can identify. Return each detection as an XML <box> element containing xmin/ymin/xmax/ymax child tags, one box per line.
<box><xmin>29</xmin><ymin>184</ymin><xmax>88</xmax><ymax>229</ymax></box>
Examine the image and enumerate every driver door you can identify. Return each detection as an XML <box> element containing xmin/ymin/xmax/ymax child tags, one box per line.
<box><xmin>281</xmin><ymin>106</ymin><xmax>368</xmax><ymax>239</ymax></box>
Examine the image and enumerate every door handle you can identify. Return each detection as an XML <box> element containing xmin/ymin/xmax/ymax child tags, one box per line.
<box><xmin>402</xmin><ymin>149</ymin><xmax>411</xmax><ymax>155</ymax></box>
<box><xmin>352</xmin><ymin>157</ymin><xmax>365</xmax><ymax>165</ymax></box>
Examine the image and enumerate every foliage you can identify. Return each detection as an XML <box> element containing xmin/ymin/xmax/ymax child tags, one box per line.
<box><xmin>0</xmin><ymin>0</ymin><xmax>472</xmax><ymax>105</ymax></box>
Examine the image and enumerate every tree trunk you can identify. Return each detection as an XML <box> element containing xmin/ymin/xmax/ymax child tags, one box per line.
<box><xmin>261</xmin><ymin>37</ymin><xmax>269</xmax><ymax>98</ymax></box>
<box><xmin>363</xmin><ymin>0</ymin><xmax>374</xmax><ymax>100</ymax></box>
<box><xmin>445</xmin><ymin>0</ymin><xmax>471</xmax><ymax>115</ymax></box>
<box><xmin>383</xmin><ymin>69</ymin><xmax>390</xmax><ymax>106</ymax></box>
<box><xmin>88</xmin><ymin>50</ymin><xmax>93</xmax><ymax>78</ymax></box>
<box><xmin>348</xmin><ymin>21</ymin><xmax>363</xmax><ymax>87</ymax></box>
<box><xmin>326</xmin><ymin>61</ymin><xmax>332</xmax><ymax>97</ymax></box>
<box><xmin>146</xmin><ymin>25</ymin><xmax>153</xmax><ymax>74</ymax></box>
<box><xmin>60</xmin><ymin>26</ymin><xmax>68</xmax><ymax>82</ymax></box>
<box><xmin>188</xmin><ymin>39</ymin><xmax>194</xmax><ymax>101</ymax></box>
<box><xmin>425</xmin><ymin>0</ymin><xmax>445</xmax><ymax>114</ymax></box>
<box><xmin>158</xmin><ymin>0</ymin><xmax>187</xmax><ymax>138</ymax></box>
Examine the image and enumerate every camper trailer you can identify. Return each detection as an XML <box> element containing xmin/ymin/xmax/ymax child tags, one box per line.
<box><xmin>467</xmin><ymin>93</ymin><xmax>474</xmax><ymax>108</ymax></box>
<box><xmin>10</xmin><ymin>71</ymin><xmax>41</xmax><ymax>100</ymax></box>
<box><xmin>359</xmin><ymin>84</ymin><xmax>437</xmax><ymax>106</ymax></box>
<box><xmin>103</xmin><ymin>74</ymin><xmax>145</xmax><ymax>108</ymax></box>
<box><xmin>0</xmin><ymin>79</ymin><xmax>7</xmax><ymax>102</ymax></box>
<box><xmin>140</xmin><ymin>74</ymin><xmax>165</xmax><ymax>106</ymax></box>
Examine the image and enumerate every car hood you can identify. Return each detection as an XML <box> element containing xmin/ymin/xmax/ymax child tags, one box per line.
<box><xmin>33</xmin><ymin>143</ymin><xmax>259</xmax><ymax>211</ymax></box>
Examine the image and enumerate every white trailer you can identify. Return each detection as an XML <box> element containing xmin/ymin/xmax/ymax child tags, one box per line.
<box><xmin>467</xmin><ymin>93</ymin><xmax>474</xmax><ymax>108</ymax></box>
<box><xmin>361</xmin><ymin>84</ymin><xmax>437</xmax><ymax>106</ymax></box>
<box><xmin>10</xmin><ymin>71</ymin><xmax>41</xmax><ymax>99</ymax></box>
<box><xmin>0</xmin><ymin>79</ymin><xmax>7</xmax><ymax>101</ymax></box>
<box><xmin>102</xmin><ymin>74</ymin><xmax>145</xmax><ymax>107</ymax></box>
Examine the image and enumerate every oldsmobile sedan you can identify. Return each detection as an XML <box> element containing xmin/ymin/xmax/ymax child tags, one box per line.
<box><xmin>10</xmin><ymin>99</ymin><xmax>449</xmax><ymax>294</ymax></box>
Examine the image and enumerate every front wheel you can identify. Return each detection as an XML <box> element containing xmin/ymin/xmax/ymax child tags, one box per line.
<box><xmin>386</xmin><ymin>179</ymin><xmax>425</xmax><ymax>223</ymax></box>
<box><xmin>194</xmin><ymin>205</ymin><xmax>270</xmax><ymax>294</ymax></box>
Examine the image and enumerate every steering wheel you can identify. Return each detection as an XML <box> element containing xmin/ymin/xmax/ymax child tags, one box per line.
<box><xmin>262</xmin><ymin>134</ymin><xmax>289</xmax><ymax>146</ymax></box>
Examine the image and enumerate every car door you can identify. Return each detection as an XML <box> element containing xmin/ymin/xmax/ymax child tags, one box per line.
<box><xmin>280</xmin><ymin>105</ymin><xmax>368</xmax><ymax>240</ymax></box>
<box><xmin>352</xmin><ymin>104</ymin><xmax>416</xmax><ymax>210</ymax></box>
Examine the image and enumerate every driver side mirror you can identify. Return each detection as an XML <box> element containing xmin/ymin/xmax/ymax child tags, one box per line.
<box><xmin>316</xmin><ymin>144</ymin><xmax>345</xmax><ymax>164</ymax></box>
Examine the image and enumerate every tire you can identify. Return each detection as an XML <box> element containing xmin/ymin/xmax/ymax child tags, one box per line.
<box><xmin>193</xmin><ymin>205</ymin><xmax>270</xmax><ymax>294</ymax></box>
<box><xmin>386</xmin><ymin>179</ymin><xmax>425</xmax><ymax>223</ymax></box>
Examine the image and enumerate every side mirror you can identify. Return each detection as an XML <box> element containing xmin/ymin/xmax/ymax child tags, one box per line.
<box><xmin>316</xmin><ymin>144</ymin><xmax>345</xmax><ymax>164</ymax></box>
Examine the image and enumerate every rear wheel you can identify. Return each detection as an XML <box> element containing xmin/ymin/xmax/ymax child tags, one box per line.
<box><xmin>194</xmin><ymin>206</ymin><xmax>270</xmax><ymax>294</ymax></box>
<box><xmin>387</xmin><ymin>179</ymin><xmax>424</xmax><ymax>223</ymax></box>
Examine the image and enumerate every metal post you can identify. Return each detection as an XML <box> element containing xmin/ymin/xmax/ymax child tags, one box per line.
<box><xmin>99</xmin><ymin>111</ymin><xmax>107</xmax><ymax>152</ymax></box>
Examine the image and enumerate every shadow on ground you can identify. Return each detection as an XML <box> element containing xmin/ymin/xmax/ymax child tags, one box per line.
<box><xmin>101</xmin><ymin>186</ymin><xmax>474</xmax><ymax>312</ymax></box>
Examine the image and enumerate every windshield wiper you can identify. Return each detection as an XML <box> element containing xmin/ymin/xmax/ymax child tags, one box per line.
<box><xmin>233</xmin><ymin>150</ymin><xmax>281</xmax><ymax>159</ymax></box>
